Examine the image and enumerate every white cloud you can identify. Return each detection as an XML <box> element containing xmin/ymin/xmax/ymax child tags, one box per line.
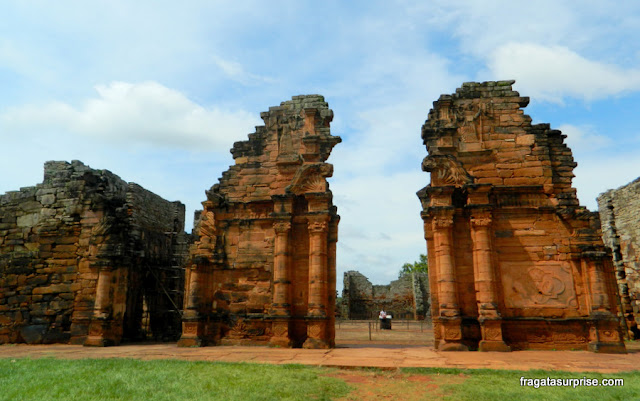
<box><xmin>424</xmin><ymin>1</ymin><xmax>640</xmax><ymax>63</ymax></box>
<box><xmin>2</xmin><ymin>1</ymin><xmax>640</xmax><ymax>295</ymax></box>
<box><xmin>0</xmin><ymin>81</ymin><xmax>261</xmax><ymax>150</ymax></box>
<box><xmin>551</xmin><ymin>124</ymin><xmax>639</xmax><ymax>210</ymax></box>
<box><xmin>557</xmin><ymin>124</ymin><xmax>612</xmax><ymax>152</ymax></box>
<box><xmin>574</xmin><ymin>152</ymin><xmax>640</xmax><ymax>211</ymax></box>
<box><xmin>332</xmin><ymin>170</ymin><xmax>427</xmax><ymax>286</ymax></box>
<box><xmin>487</xmin><ymin>43</ymin><xmax>640</xmax><ymax>102</ymax></box>
<box><xmin>212</xmin><ymin>55</ymin><xmax>276</xmax><ymax>86</ymax></box>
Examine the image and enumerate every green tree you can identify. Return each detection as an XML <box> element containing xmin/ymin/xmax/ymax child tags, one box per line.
<box><xmin>400</xmin><ymin>254</ymin><xmax>428</xmax><ymax>278</ymax></box>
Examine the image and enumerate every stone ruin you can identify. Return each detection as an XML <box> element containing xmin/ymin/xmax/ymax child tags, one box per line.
<box><xmin>178</xmin><ymin>95</ymin><xmax>341</xmax><ymax>349</ymax></box>
<box><xmin>340</xmin><ymin>271</ymin><xmax>429</xmax><ymax>320</ymax></box>
<box><xmin>598</xmin><ymin>177</ymin><xmax>640</xmax><ymax>339</ymax></box>
<box><xmin>418</xmin><ymin>81</ymin><xmax>625</xmax><ymax>353</ymax></box>
<box><xmin>0</xmin><ymin>161</ymin><xmax>188</xmax><ymax>346</ymax></box>
<box><xmin>0</xmin><ymin>86</ymin><xmax>634</xmax><ymax>354</ymax></box>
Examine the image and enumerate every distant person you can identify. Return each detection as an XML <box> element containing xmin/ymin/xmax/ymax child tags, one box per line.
<box><xmin>379</xmin><ymin>310</ymin><xmax>387</xmax><ymax>319</ymax></box>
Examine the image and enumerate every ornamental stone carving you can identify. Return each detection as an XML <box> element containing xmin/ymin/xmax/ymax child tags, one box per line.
<box><xmin>308</xmin><ymin>220</ymin><xmax>329</xmax><ymax>233</ymax></box>
<box><xmin>470</xmin><ymin>212</ymin><xmax>492</xmax><ymax>228</ymax></box>
<box><xmin>273</xmin><ymin>221</ymin><xmax>292</xmax><ymax>234</ymax></box>
<box><xmin>421</xmin><ymin>154</ymin><xmax>474</xmax><ymax>187</ymax></box>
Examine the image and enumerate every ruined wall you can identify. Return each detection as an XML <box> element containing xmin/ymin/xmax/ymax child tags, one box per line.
<box><xmin>121</xmin><ymin>184</ymin><xmax>188</xmax><ymax>342</ymax></box>
<box><xmin>179</xmin><ymin>95</ymin><xmax>340</xmax><ymax>349</ymax></box>
<box><xmin>341</xmin><ymin>271</ymin><xmax>430</xmax><ymax>320</ymax></box>
<box><xmin>0</xmin><ymin>160</ymin><xmax>187</xmax><ymax>345</ymax></box>
<box><xmin>598</xmin><ymin>177</ymin><xmax>640</xmax><ymax>339</ymax></box>
<box><xmin>418</xmin><ymin>81</ymin><xmax>625</xmax><ymax>353</ymax></box>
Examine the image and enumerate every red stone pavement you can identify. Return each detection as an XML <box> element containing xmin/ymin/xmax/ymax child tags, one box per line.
<box><xmin>2</xmin><ymin>343</ymin><xmax>640</xmax><ymax>373</ymax></box>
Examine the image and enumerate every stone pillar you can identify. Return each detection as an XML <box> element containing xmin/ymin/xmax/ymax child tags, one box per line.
<box><xmin>421</xmin><ymin>212</ymin><xmax>442</xmax><ymax>347</ymax></box>
<box><xmin>432</xmin><ymin>209</ymin><xmax>468</xmax><ymax>351</ymax></box>
<box><xmin>326</xmin><ymin>214</ymin><xmax>339</xmax><ymax>347</ymax></box>
<box><xmin>270</xmin><ymin>220</ymin><xmax>292</xmax><ymax>347</ymax></box>
<box><xmin>470</xmin><ymin>210</ymin><xmax>510</xmax><ymax>352</ymax></box>
<box><xmin>303</xmin><ymin>215</ymin><xmax>330</xmax><ymax>349</ymax></box>
<box><xmin>583</xmin><ymin>251</ymin><xmax>626</xmax><ymax>353</ymax></box>
<box><xmin>584</xmin><ymin>252</ymin><xmax>610</xmax><ymax>313</ymax></box>
<box><xmin>84</xmin><ymin>266</ymin><xmax>114</xmax><ymax>346</ymax></box>
<box><xmin>178</xmin><ymin>264</ymin><xmax>205</xmax><ymax>347</ymax></box>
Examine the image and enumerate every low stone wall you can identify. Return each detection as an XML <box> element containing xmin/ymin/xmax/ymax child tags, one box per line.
<box><xmin>341</xmin><ymin>271</ymin><xmax>430</xmax><ymax>320</ymax></box>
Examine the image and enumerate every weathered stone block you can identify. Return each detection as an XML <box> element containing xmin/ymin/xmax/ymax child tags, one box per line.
<box><xmin>40</xmin><ymin>194</ymin><xmax>56</xmax><ymax>205</ymax></box>
<box><xmin>20</xmin><ymin>325</ymin><xmax>48</xmax><ymax>344</ymax></box>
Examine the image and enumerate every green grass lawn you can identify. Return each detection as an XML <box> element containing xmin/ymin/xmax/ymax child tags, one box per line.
<box><xmin>1</xmin><ymin>358</ymin><xmax>640</xmax><ymax>401</ymax></box>
<box><xmin>400</xmin><ymin>367</ymin><xmax>640</xmax><ymax>401</ymax></box>
<box><xmin>0</xmin><ymin>358</ymin><xmax>350</xmax><ymax>401</ymax></box>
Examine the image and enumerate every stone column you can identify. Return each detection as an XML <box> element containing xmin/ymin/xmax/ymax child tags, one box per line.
<box><xmin>421</xmin><ymin>212</ymin><xmax>442</xmax><ymax>348</ymax></box>
<box><xmin>584</xmin><ymin>252</ymin><xmax>610</xmax><ymax>313</ymax></box>
<box><xmin>432</xmin><ymin>209</ymin><xmax>468</xmax><ymax>351</ymax></box>
<box><xmin>583</xmin><ymin>251</ymin><xmax>626</xmax><ymax>353</ymax></box>
<box><xmin>270</xmin><ymin>221</ymin><xmax>292</xmax><ymax>347</ymax></box>
<box><xmin>303</xmin><ymin>215</ymin><xmax>330</xmax><ymax>349</ymax></box>
<box><xmin>178</xmin><ymin>264</ymin><xmax>205</xmax><ymax>347</ymax></box>
<box><xmin>84</xmin><ymin>266</ymin><xmax>114</xmax><ymax>346</ymax></box>
<box><xmin>326</xmin><ymin>214</ymin><xmax>339</xmax><ymax>347</ymax></box>
<box><xmin>471</xmin><ymin>210</ymin><xmax>510</xmax><ymax>352</ymax></box>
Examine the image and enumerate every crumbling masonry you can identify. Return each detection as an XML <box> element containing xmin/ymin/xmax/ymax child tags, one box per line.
<box><xmin>0</xmin><ymin>161</ymin><xmax>188</xmax><ymax>346</ymax></box>
<box><xmin>598</xmin><ymin>177</ymin><xmax>640</xmax><ymax>339</ymax></box>
<box><xmin>178</xmin><ymin>95</ymin><xmax>340</xmax><ymax>349</ymax></box>
<box><xmin>418</xmin><ymin>81</ymin><xmax>625</xmax><ymax>353</ymax></box>
<box><xmin>341</xmin><ymin>271</ymin><xmax>430</xmax><ymax>320</ymax></box>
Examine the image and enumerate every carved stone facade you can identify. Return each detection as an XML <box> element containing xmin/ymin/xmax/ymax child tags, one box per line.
<box><xmin>0</xmin><ymin>161</ymin><xmax>188</xmax><ymax>346</ymax></box>
<box><xmin>341</xmin><ymin>271</ymin><xmax>430</xmax><ymax>320</ymax></box>
<box><xmin>418</xmin><ymin>81</ymin><xmax>625</xmax><ymax>353</ymax></box>
<box><xmin>178</xmin><ymin>95</ymin><xmax>340</xmax><ymax>349</ymax></box>
<box><xmin>598</xmin><ymin>177</ymin><xmax>640</xmax><ymax>339</ymax></box>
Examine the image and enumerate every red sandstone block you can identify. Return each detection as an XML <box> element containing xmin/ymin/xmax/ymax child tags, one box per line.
<box><xmin>513</xmin><ymin>167</ymin><xmax>545</xmax><ymax>177</ymax></box>
<box><xmin>496</xmin><ymin>150</ymin><xmax>528</xmax><ymax>160</ymax></box>
<box><xmin>471</xmin><ymin>170</ymin><xmax>497</xmax><ymax>178</ymax></box>
<box><xmin>522</xmin><ymin>161</ymin><xmax>544</xmax><ymax>168</ymax></box>
<box><xmin>516</xmin><ymin>134</ymin><xmax>535</xmax><ymax>146</ymax></box>
<box><xmin>476</xmin><ymin>177</ymin><xmax>503</xmax><ymax>185</ymax></box>
<box><xmin>32</xmin><ymin>283</ymin><xmax>72</xmax><ymax>295</ymax></box>
<box><xmin>495</xmin><ymin>163</ymin><xmax>521</xmax><ymax>169</ymax></box>
<box><xmin>504</xmin><ymin>177</ymin><xmax>543</xmax><ymax>186</ymax></box>
<box><xmin>486</xmin><ymin>140</ymin><xmax>516</xmax><ymax>149</ymax></box>
<box><xmin>472</xmin><ymin>163</ymin><xmax>495</xmax><ymax>171</ymax></box>
<box><xmin>532</xmin><ymin>219</ymin><xmax>561</xmax><ymax>230</ymax></box>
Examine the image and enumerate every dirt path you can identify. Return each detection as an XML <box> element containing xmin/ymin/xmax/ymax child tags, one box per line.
<box><xmin>1</xmin><ymin>342</ymin><xmax>640</xmax><ymax>373</ymax></box>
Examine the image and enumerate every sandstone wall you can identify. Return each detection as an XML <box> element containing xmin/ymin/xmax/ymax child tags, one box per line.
<box><xmin>0</xmin><ymin>160</ymin><xmax>187</xmax><ymax>345</ymax></box>
<box><xmin>121</xmin><ymin>184</ymin><xmax>188</xmax><ymax>342</ymax></box>
<box><xmin>418</xmin><ymin>81</ymin><xmax>624</xmax><ymax>353</ymax></box>
<box><xmin>598</xmin><ymin>177</ymin><xmax>640</xmax><ymax>338</ymax></box>
<box><xmin>341</xmin><ymin>271</ymin><xmax>430</xmax><ymax>320</ymax></box>
<box><xmin>179</xmin><ymin>95</ymin><xmax>340</xmax><ymax>349</ymax></box>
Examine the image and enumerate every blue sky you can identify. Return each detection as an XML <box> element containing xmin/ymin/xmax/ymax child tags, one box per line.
<box><xmin>2</xmin><ymin>1</ymin><xmax>640</xmax><ymax>290</ymax></box>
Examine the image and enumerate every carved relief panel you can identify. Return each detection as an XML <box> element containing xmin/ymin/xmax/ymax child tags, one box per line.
<box><xmin>501</xmin><ymin>262</ymin><xmax>578</xmax><ymax>309</ymax></box>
